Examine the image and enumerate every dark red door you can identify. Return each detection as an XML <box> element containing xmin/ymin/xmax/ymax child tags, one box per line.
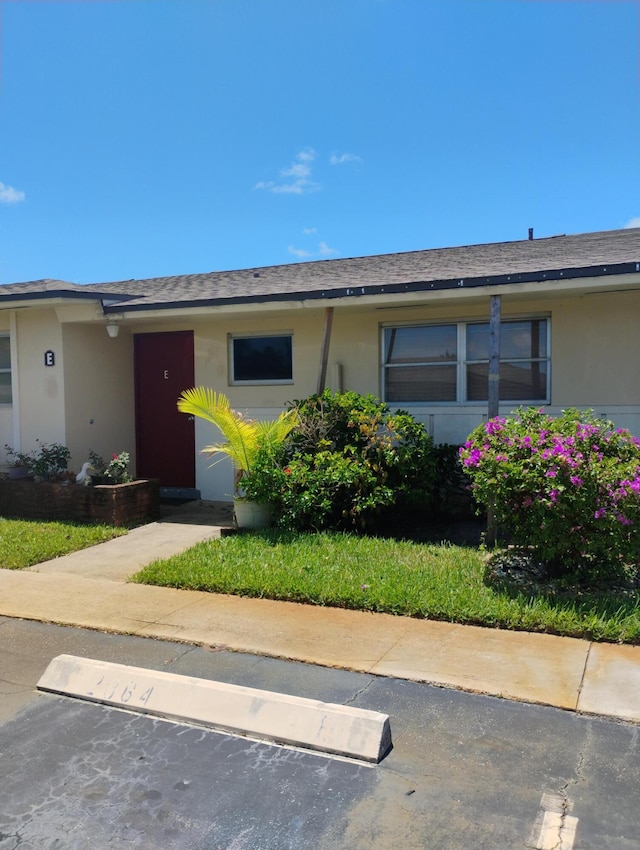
<box><xmin>134</xmin><ymin>331</ymin><xmax>195</xmax><ymax>487</ymax></box>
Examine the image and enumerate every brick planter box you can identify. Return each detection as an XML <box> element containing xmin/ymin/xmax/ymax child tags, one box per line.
<box><xmin>0</xmin><ymin>478</ymin><xmax>160</xmax><ymax>526</ymax></box>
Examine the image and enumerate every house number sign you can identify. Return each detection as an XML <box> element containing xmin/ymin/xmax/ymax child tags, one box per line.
<box><xmin>44</xmin><ymin>350</ymin><xmax>55</xmax><ymax>367</ymax></box>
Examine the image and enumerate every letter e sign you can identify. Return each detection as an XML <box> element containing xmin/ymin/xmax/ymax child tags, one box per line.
<box><xmin>44</xmin><ymin>350</ymin><xmax>55</xmax><ymax>367</ymax></box>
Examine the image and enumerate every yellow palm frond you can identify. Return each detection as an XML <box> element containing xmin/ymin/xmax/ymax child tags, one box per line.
<box><xmin>177</xmin><ymin>387</ymin><xmax>298</xmax><ymax>474</ymax></box>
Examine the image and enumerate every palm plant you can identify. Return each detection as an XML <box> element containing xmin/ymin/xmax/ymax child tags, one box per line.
<box><xmin>177</xmin><ymin>387</ymin><xmax>298</xmax><ymax>492</ymax></box>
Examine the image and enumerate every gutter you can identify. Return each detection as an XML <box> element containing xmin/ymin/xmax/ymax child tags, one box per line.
<box><xmin>0</xmin><ymin>290</ymin><xmax>138</xmax><ymax>307</ymax></box>
<box><xmin>102</xmin><ymin>260</ymin><xmax>640</xmax><ymax>315</ymax></box>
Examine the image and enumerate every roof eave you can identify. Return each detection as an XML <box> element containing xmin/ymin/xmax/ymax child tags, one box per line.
<box><xmin>104</xmin><ymin>260</ymin><xmax>640</xmax><ymax>315</ymax></box>
<box><xmin>0</xmin><ymin>289</ymin><xmax>138</xmax><ymax>309</ymax></box>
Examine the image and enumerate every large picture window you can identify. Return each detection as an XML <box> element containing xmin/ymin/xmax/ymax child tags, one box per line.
<box><xmin>0</xmin><ymin>335</ymin><xmax>11</xmax><ymax>404</ymax></box>
<box><xmin>383</xmin><ymin>318</ymin><xmax>549</xmax><ymax>404</ymax></box>
<box><xmin>230</xmin><ymin>334</ymin><xmax>293</xmax><ymax>384</ymax></box>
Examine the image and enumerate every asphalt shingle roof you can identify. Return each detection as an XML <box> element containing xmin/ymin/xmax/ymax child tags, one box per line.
<box><xmin>2</xmin><ymin>228</ymin><xmax>639</xmax><ymax>312</ymax></box>
<box><xmin>0</xmin><ymin>279</ymin><xmax>87</xmax><ymax>295</ymax></box>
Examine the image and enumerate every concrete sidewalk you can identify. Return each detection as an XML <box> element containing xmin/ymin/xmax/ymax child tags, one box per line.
<box><xmin>1</xmin><ymin>500</ymin><xmax>639</xmax><ymax>724</ymax></box>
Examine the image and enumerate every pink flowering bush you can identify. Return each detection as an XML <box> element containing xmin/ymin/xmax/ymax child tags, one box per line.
<box><xmin>460</xmin><ymin>408</ymin><xmax>640</xmax><ymax>580</ymax></box>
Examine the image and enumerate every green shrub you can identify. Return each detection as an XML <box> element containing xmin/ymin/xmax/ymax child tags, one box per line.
<box><xmin>432</xmin><ymin>443</ymin><xmax>477</xmax><ymax>519</ymax></box>
<box><xmin>242</xmin><ymin>390</ymin><xmax>437</xmax><ymax>532</ymax></box>
<box><xmin>5</xmin><ymin>440</ymin><xmax>71</xmax><ymax>481</ymax></box>
<box><xmin>460</xmin><ymin>407</ymin><xmax>640</xmax><ymax>581</ymax></box>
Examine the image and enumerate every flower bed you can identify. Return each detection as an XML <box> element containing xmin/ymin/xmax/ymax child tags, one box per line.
<box><xmin>0</xmin><ymin>478</ymin><xmax>160</xmax><ymax>526</ymax></box>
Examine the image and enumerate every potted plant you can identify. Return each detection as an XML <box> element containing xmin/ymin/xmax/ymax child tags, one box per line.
<box><xmin>88</xmin><ymin>450</ymin><xmax>133</xmax><ymax>485</ymax></box>
<box><xmin>177</xmin><ymin>387</ymin><xmax>298</xmax><ymax>529</ymax></box>
<box><xmin>5</xmin><ymin>444</ymin><xmax>30</xmax><ymax>479</ymax></box>
<box><xmin>8</xmin><ymin>464</ymin><xmax>31</xmax><ymax>480</ymax></box>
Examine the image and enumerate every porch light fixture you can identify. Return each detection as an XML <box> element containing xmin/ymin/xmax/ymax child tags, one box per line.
<box><xmin>106</xmin><ymin>323</ymin><xmax>120</xmax><ymax>339</ymax></box>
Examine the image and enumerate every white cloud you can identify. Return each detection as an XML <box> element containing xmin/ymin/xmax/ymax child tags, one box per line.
<box><xmin>329</xmin><ymin>152</ymin><xmax>361</xmax><ymax>166</ymax></box>
<box><xmin>303</xmin><ymin>227</ymin><xmax>317</xmax><ymax>235</ymax></box>
<box><xmin>624</xmin><ymin>217</ymin><xmax>640</xmax><ymax>229</ymax></box>
<box><xmin>288</xmin><ymin>245</ymin><xmax>313</xmax><ymax>258</ymax></box>
<box><xmin>0</xmin><ymin>182</ymin><xmax>25</xmax><ymax>203</ymax></box>
<box><xmin>281</xmin><ymin>162</ymin><xmax>311</xmax><ymax>179</ymax></box>
<box><xmin>255</xmin><ymin>148</ymin><xmax>319</xmax><ymax>195</ymax></box>
<box><xmin>288</xmin><ymin>240</ymin><xmax>338</xmax><ymax>259</ymax></box>
<box><xmin>296</xmin><ymin>147</ymin><xmax>316</xmax><ymax>163</ymax></box>
<box><xmin>255</xmin><ymin>180</ymin><xmax>306</xmax><ymax>195</ymax></box>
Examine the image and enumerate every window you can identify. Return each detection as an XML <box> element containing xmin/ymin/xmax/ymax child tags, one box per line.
<box><xmin>384</xmin><ymin>325</ymin><xmax>457</xmax><ymax>402</ymax></box>
<box><xmin>0</xmin><ymin>335</ymin><xmax>11</xmax><ymax>404</ymax></box>
<box><xmin>382</xmin><ymin>318</ymin><xmax>549</xmax><ymax>403</ymax></box>
<box><xmin>465</xmin><ymin>319</ymin><xmax>548</xmax><ymax>402</ymax></box>
<box><xmin>230</xmin><ymin>334</ymin><xmax>293</xmax><ymax>384</ymax></box>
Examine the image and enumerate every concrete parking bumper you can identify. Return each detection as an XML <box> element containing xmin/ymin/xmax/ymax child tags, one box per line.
<box><xmin>38</xmin><ymin>654</ymin><xmax>392</xmax><ymax>762</ymax></box>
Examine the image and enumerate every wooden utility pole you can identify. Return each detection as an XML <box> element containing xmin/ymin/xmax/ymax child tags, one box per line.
<box><xmin>488</xmin><ymin>295</ymin><xmax>501</xmax><ymax>419</ymax></box>
<box><xmin>487</xmin><ymin>295</ymin><xmax>501</xmax><ymax>547</ymax></box>
<box><xmin>316</xmin><ymin>307</ymin><xmax>334</xmax><ymax>394</ymax></box>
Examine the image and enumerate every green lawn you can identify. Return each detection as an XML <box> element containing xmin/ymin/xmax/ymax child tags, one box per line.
<box><xmin>0</xmin><ymin>517</ymin><xmax>127</xmax><ymax>568</ymax></box>
<box><xmin>132</xmin><ymin>530</ymin><xmax>640</xmax><ymax>644</ymax></box>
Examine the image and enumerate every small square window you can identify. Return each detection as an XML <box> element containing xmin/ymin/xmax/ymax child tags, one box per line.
<box><xmin>230</xmin><ymin>335</ymin><xmax>293</xmax><ymax>384</ymax></box>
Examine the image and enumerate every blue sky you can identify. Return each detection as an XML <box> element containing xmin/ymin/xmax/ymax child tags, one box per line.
<box><xmin>0</xmin><ymin>0</ymin><xmax>638</xmax><ymax>285</ymax></box>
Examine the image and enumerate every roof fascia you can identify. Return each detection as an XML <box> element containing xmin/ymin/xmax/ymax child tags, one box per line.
<box><xmin>0</xmin><ymin>290</ymin><xmax>136</xmax><ymax>309</ymax></box>
<box><xmin>105</xmin><ymin>260</ymin><xmax>640</xmax><ymax>317</ymax></box>
<box><xmin>109</xmin><ymin>271</ymin><xmax>640</xmax><ymax>323</ymax></box>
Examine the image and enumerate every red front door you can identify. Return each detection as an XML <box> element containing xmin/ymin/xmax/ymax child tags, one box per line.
<box><xmin>134</xmin><ymin>331</ymin><xmax>195</xmax><ymax>487</ymax></box>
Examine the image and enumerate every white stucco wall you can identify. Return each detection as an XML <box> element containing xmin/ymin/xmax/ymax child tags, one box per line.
<box><xmin>0</xmin><ymin>409</ymin><xmax>12</xmax><ymax>466</ymax></box>
<box><xmin>2</xmin><ymin>307</ymin><xmax>136</xmax><ymax>477</ymax></box>
<box><xmin>551</xmin><ymin>291</ymin><xmax>640</xmax><ymax>407</ymax></box>
<box><xmin>13</xmin><ymin>309</ymin><xmax>66</xmax><ymax>452</ymax></box>
<box><xmin>181</xmin><ymin>290</ymin><xmax>640</xmax><ymax>500</ymax></box>
<box><xmin>62</xmin><ymin>323</ymin><xmax>136</xmax><ymax>474</ymax></box>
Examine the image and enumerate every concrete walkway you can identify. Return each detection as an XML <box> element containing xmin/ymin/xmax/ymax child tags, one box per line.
<box><xmin>1</xmin><ymin>501</ymin><xmax>640</xmax><ymax>723</ymax></box>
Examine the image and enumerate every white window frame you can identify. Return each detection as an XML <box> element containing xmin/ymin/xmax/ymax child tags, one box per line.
<box><xmin>0</xmin><ymin>332</ymin><xmax>12</xmax><ymax>406</ymax></box>
<box><xmin>228</xmin><ymin>332</ymin><xmax>294</xmax><ymax>386</ymax></box>
<box><xmin>381</xmin><ymin>316</ymin><xmax>550</xmax><ymax>405</ymax></box>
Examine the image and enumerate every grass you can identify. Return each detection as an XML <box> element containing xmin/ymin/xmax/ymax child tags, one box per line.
<box><xmin>132</xmin><ymin>530</ymin><xmax>640</xmax><ymax>644</ymax></box>
<box><xmin>0</xmin><ymin>517</ymin><xmax>127</xmax><ymax>568</ymax></box>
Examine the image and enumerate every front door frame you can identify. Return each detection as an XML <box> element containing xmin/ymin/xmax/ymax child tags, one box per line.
<box><xmin>133</xmin><ymin>329</ymin><xmax>196</xmax><ymax>489</ymax></box>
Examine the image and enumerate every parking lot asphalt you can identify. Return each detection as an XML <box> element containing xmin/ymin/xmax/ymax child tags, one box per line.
<box><xmin>2</xmin><ymin>617</ymin><xmax>640</xmax><ymax>849</ymax></box>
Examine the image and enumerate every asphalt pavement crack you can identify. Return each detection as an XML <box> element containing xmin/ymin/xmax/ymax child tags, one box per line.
<box><xmin>534</xmin><ymin>727</ymin><xmax>591</xmax><ymax>849</ymax></box>
<box><xmin>343</xmin><ymin>677</ymin><xmax>376</xmax><ymax>706</ymax></box>
<box><xmin>166</xmin><ymin>645</ymin><xmax>199</xmax><ymax>667</ymax></box>
<box><xmin>562</xmin><ymin>723</ymin><xmax>591</xmax><ymax>793</ymax></box>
